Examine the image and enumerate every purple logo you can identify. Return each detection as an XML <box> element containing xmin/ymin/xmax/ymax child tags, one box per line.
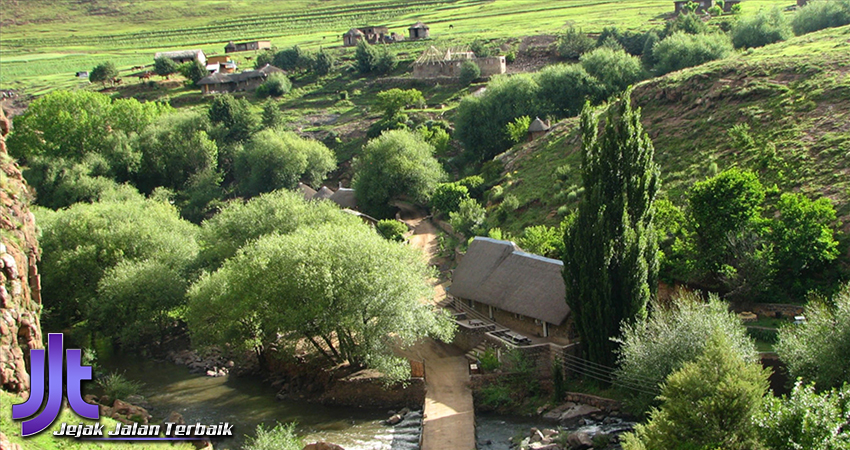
<box><xmin>12</xmin><ymin>333</ymin><xmax>99</xmax><ymax>436</ymax></box>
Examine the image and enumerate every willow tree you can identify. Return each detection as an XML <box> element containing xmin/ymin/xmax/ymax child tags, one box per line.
<box><xmin>563</xmin><ymin>88</ymin><xmax>660</xmax><ymax>368</ymax></box>
<box><xmin>187</xmin><ymin>222</ymin><xmax>455</xmax><ymax>382</ymax></box>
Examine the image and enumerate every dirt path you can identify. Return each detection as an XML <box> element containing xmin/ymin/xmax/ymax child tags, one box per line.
<box><xmin>397</xmin><ymin>203</ymin><xmax>476</xmax><ymax>450</ymax></box>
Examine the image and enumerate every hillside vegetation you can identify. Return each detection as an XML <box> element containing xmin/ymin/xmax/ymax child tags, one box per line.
<box><xmin>488</xmin><ymin>24</ymin><xmax>850</xmax><ymax>235</ymax></box>
<box><xmin>1</xmin><ymin>0</ymin><xmax>791</xmax><ymax>93</ymax></box>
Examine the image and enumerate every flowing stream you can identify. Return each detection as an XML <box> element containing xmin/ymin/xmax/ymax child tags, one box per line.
<box><xmin>99</xmin><ymin>355</ymin><xmax>412</xmax><ymax>450</ymax></box>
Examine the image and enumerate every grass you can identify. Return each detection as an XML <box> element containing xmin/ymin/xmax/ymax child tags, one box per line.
<box><xmin>1</xmin><ymin>0</ymin><xmax>793</xmax><ymax>93</ymax></box>
<box><xmin>485</xmin><ymin>24</ymin><xmax>850</xmax><ymax>235</ymax></box>
<box><xmin>0</xmin><ymin>390</ymin><xmax>194</xmax><ymax>450</ymax></box>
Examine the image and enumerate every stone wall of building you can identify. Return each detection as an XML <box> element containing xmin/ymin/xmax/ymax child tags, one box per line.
<box><xmin>0</xmin><ymin>107</ymin><xmax>43</xmax><ymax>394</ymax></box>
<box><xmin>476</xmin><ymin>56</ymin><xmax>506</xmax><ymax>77</ymax></box>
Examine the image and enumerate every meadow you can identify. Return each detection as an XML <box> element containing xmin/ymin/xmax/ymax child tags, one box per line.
<box><xmin>1</xmin><ymin>0</ymin><xmax>794</xmax><ymax>93</ymax></box>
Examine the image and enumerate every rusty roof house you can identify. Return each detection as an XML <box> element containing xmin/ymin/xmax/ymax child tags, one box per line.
<box><xmin>449</xmin><ymin>237</ymin><xmax>573</xmax><ymax>342</ymax></box>
<box><xmin>197</xmin><ymin>64</ymin><xmax>284</xmax><ymax>94</ymax></box>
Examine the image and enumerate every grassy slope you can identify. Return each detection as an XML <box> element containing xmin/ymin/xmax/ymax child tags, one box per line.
<box><xmin>1</xmin><ymin>0</ymin><xmax>791</xmax><ymax>93</ymax></box>
<box><xmin>0</xmin><ymin>391</ymin><xmax>195</xmax><ymax>450</ymax></box>
<box><xmin>487</xmin><ymin>25</ymin><xmax>850</xmax><ymax>234</ymax></box>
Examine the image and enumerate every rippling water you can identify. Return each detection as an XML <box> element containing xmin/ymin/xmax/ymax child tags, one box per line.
<box><xmin>99</xmin><ymin>355</ymin><xmax>412</xmax><ymax>450</ymax></box>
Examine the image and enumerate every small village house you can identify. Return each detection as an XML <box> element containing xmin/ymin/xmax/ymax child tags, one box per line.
<box><xmin>449</xmin><ymin>237</ymin><xmax>573</xmax><ymax>342</ymax></box>
<box><xmin>206</xmin><ymin>55</ymin><xmax>237</xmax><ymax>74</ymax></box>
<box><xmin>154</xmin><ymin>49</ymin><xmax>207</xmax><ymax>66</ymax></box>
<box><xmin>342</xmin><ymin>26</ymin><xmax>397</xmax><ymax>46</ymax></box>
<box><xmin>408</xmin><ymin>22</ymin><xmax>430</xmax><ymax>40</ymax></box>
<box><xmin>673</xmin><ymin>0</ymin><xmax>738</xmax><ymax>13</ymax></box>
<box><xmin>224</xmin><ymin>40</ymin><xmax>272</xmax><ymax>53</ymax></box>
<box><xmin>197</xmin><ymin>64</ymin><xmax>284</xmax><ymax>94</ymax></box>
<box><xmin>528</xmin><ymin>117</ymin><xmax>551</xmax><ymax>141</ymax></box>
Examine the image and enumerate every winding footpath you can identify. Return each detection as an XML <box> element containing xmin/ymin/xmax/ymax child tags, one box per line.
<box><xmin>399</xmin><ymin>208</ymin><xmax>477</xmax><ymax>450</ymax></box>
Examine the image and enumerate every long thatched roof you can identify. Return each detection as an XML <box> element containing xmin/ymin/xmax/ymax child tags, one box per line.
<box><xmin>449</xmin><ymin>237</ymin><xmax>570</xmax><ymax>325</ymax></box>
<box><xmin>197</xmin><ymin>64</ymin><xmax>284</xmax><ymax>85</ymax></box>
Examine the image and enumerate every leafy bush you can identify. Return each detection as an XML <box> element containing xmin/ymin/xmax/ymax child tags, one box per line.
<box><xmin>664</xmin><ymin>10</ymin><xmax>709</xmax><ymax>35</ymax></box>
<box><xmin>470</xmin><ymin>39</ymin><xmax>493</xmax><ymax>57</ymax></box>
<box><xmin>96</xmin><ymin>372</ymin><xmax>144</xmax><ymax>401</ymax></box>
<box><xmin>457</xmin><ymin>175</ymin><xmax>485</xmax><ymax>198</ymax></box>
<box><xmin>622</xmin><ymin>332</ymin><xmax>769</xmax><ymax>450</ymax></box>
<box><xmin>479</xmin><ymin>383</ymin><xmax>512</xmax><ymax>408</ymax></box>
<box><xmin>261</xmin><ymin>100</ymin><xmax>284</xmax><ymax>128</ymax></box>
<box><xmin>459</xmin><ymin>60</ymin><xmax>481</xmax><ymax>85</ymax></box>
<box><xmin>478</xmin><ymin>347</ymin><xmax>500</xmax><ymax>372</ymax></box>
<box><xmin>537</xmin><ymin>63</ymin><xmax>605</xmax><ymax>118</ymax></box>
<box><xmin>256</xmin><ymin>73</ymin><xmax>292</xmax><ymax>97</ymax></box>
<box><xmin>614</xmin><ymin>292</ymin><xmax>759</xmax><ymax>416</ymax></box>
<box><xmin>244</xmin><ymin>423</ymin><xmax>302</xmax><ymax>450</ymax></box>
<box><xmin>557</xmin><ymin>26</ymin><xmax>596</xmax><ymax>59</ymax></box>
<box><xmin>776</xmin><ymin>284</ymin><xmax>850</xmax><ymax>390</ymax></box>
<box><xmin>731</xmin><ymin>8</ymin><xmax>791</xmax><ymax>49</ymax></box>
<box><xmin>314</xmin><ymin>49</ymin><xmax>335</xmax><ymax>75</ymax></box>
<box><xmin>505</xmin><ymin>115</ymin><xmax>531</xmax><ymax>144</ymax></box>
<box><xmin>89</xmin><ymin>61</ymin><xmax>118</xmax><ymax>84</ymax></box>
<box><xmin>756</xmin><ymin>381</ymin><xmax>850</xmax><ymax>450</ymax></box>
<box><xmin>431</xmin><ymin>183</ymin><xmax>470</xmax><ymax>214</ymax></box>
<box><xmin>153</xmin><ymin>57</ymin><xmax>178</xmax><ymax>78</ymax></box>
<box><xmin>652</xmin><ymin>31</ymin><xmax>733</xmax><ymax>75</ymax></box>
<box><xmin>579</xmin><ymin>47</ymin><xmax>646</xmax><ymax>95</ymax></box>
<box><xmin>376</xmin><ymin>219</ymin><xmax>408</xmax><ymax>242</ymax></box>
<box><xmin>518</xmin><ymin>225</ymin><xmax>561</xmax><ymax>258</ymax></box>
<box><xmin>178</xmin><ymin>60</ymin><xmax>207</xmax><ymax>85</ymax></box>
<box><xmin>707</xmin><ymin>5</ymin><xmax>723</xmax><ymax>16</ymax></box>
<box><xmin>449</xmin><ymin>198</ymin><xmax>487</xmax><ymax>237</ymax></box>
<box><xmin>376</xmin><ymin>88</ymin><xmax>424</xmax><ymax>116</ymax></box>
<box><xmin>353</xmin><ymin>130</ymin><xmax>446</xmax><ymax>218</ymax></box>
<box><xmin>234</xmin><ymin>128</ymin><xmax>335</xmax><ymax>196</ymax></box>
<box><xmin>771</xmin><ymin>193</ymin><xmax>839</xmax><ymax>278</ymax></box>
<box><xmin>791</xmin><ymin>0</ymin><xmax>850</xmax><ymax>35</ymax></box>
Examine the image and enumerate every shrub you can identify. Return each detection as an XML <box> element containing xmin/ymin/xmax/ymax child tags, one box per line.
<box><xmin>707</xmin><ymin>5</ymin><xmax>723</xmax><ymax>16</ymax></box>
<box><xmin>256</xmin><ymin>73</ymin><xmax>292</xmax><ymax>97</ymax></box>
<box><xmin>449</xmin><ymin>198</ymin><xmax>486</xmax><ymax>237</ymax></box>
<box><xmin>756</xmin><ymin>381</ymin><xmax>850</xmax><ymax>450</ymax></box>
<box><xmin>376</xmin><ymin>219</ymin><xmax>408</xmax><ymax>242</ymax></box>
<box><xmin>557</xmin><ymin>26</ymin><xmax>596</xmax><ymax>59</ymax></box>
<box><xmin>178</xmin><ymin>60</ymin><xmax>207</xmax><ymax>85</ymax></box>
<box><xmin>478</xmin><ymin>347</ymin><xmax>500</xmax><ymax>372</ymax></box>
<box><xmin>537</xmin><ymin>63</ymin><xmax>605</xmax><ymax>118</ymax></box>
<box><xmin>731</xmin><ymin>8</ymin><xmax>792</xmax><ymax>49</ymax></box>
<box><xmin>373</xmin><ymin>48</ymin><xmax>398</xmax><ymax>74</ymax></box>
<box><xmin>244</xmin><ymin>422</ymin><xmax>302</xmax><ymax>450</ymax></box>
<box><xmin>479</xmin><ymin>383</ymin><xmax>512</xmax><ymax>408</ymax></box>
<box><xmin>652</xmin><ymin>31</ymin><xmax>733</xmax><ymax>75</ymax></box>
<box><xmin>459</xmin><ymin>60</ymin><xmax>480</xmax><ymax>85</ymax></box>
<box><xmin>431</xmin><ymin>183</ymin><xmax>470</xmax><ymax>214</ymax></box>
<box><xmin>518</xmin><ymin>225</ymin><xmax>561</xmax><ymax>258</ymax></box>
<box><xmin>622</xmin><ymin>332</ymin><xmax>769</xmax><ymax>450</ymax></box>
<box><xmin>89</xmin><ymin>61</ymin><xmax>118</xmax><ymax>84</ymax></box>
<box><xmin>664</xmin><ymin>10</ymin><xmax>709</xmax><ymax>35</ymax></box>
<box><xmin>580</xmin><ymin>47</ymin><xmax>646</xmax><ymax>95</ymax></box>
<box><xmin>791</xmin><ymin>0</ymin><xmax>850</xmax><ymax>35</ymax></box>
<box><xmin>505</xmin><ymin>115</ymin><xmax>531</xmax><ymax>144</ymax></box>
<box><xmin>614</xmin><ymin>292</ymin><xmax>759</xmax><ymax>416</ymax></box>
<box><xmin>96</xmin><ymin>372</ymin><xmax>143</xmax><ymax>401</ymax></box>
<box><xmin>457</xmin><ymin>175</ymin><xmax>485</xmax><ymax>198</ymax></box>
<box><xmin>775</xmin><ymin>284</ymin><xmax>850</xmax><ymax>390</ymax></box>
<box><xmin>470</xmin><ymin>39</ymin><xmax>493</xmax><ymax>57</ymax></box>
<box><xmin>376</xmin><ymin>88</ymin><xmax>424</xmax><ymax>116</ymax></box>
<box><xmin>153</xmin><ymin>57</ymin><xmax>178</xmax><ymax>78</ymax></box>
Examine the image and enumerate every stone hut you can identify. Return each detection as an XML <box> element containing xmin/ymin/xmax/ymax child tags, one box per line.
<box><xmin>449</xmin><ymin>237</ymin><xmax>573</xmax><ymax>341</ymax></box>
<box><xmin>408</xmin><ymin>22</ymin><xmax>430</xmax><ymax>40</ymax></box>
<box><xmin>528</xmin><ymin>117</ymin><xmax>551</xmax><ymax>141</ymax></box>
<box><xmin>673</xmin><ymin>0</ymin><xmax>715</xmax><ymax>13</ymax></box>
<box><xmin>343</xmin><ymin>28</ymin><xmax>364</xmax><ymax>47</ymax></box>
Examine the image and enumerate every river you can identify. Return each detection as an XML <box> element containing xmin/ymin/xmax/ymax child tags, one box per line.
<box><xmin>99</xmin><ymin>355</ymin><xmax>405</xmax><ymax>450</ymax></box>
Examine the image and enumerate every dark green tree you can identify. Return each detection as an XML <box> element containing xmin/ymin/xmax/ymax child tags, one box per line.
<box><xmin>178</xmin><ymin>59</ymin><xmax>208</xmax><ymax>85</ymax></box>
<box><xmin>314</xmin><ymin>48</ymin><xmax>335</xmax><ymax>75</ymax></box>
<box><xmin>563</xmin><ymin>89</ymin><xmax>660</xmax><ymax>368</ymax></box>
<box><xmin>208</xmin><ymin>94</ymin><xmax>257</xmax><ymax>143</ymax></box>
<box><xmin>459</xmin><ymin>60</ymin><xmax>480</xmax><ymax>85</ymax></box>
<box><xmin>89</xmin><ymin>61</ymin><xmax>118</xmax><ymax>84</ymax></box>
<box><xmin>153</xmin><ymin>56</ymin><xmax>179</xmax><ymax>79</ymax></box>
<box><xmin>261</xmin><ymin>100</ymin><xmax>285</xmax><ymax>129</ymax></box>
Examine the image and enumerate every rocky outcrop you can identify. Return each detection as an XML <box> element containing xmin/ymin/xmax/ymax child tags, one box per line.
<box><xmin>0</xmin><ymin>107</ymin><xmax>42</xmax><ymax>394</ymax></box>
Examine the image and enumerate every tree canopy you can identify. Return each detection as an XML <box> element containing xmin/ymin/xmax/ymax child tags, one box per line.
<box><xmin>563</xmin><ymin>89</ymin><xmax>659</xmax><ymax>368</ymax></box>
<box><xmin>353</xmin><ymin>130</ymin><xmax>446</xmax><ymax>218</ymax></box>
<box><xmin>187</xmin><ymin>222</ymin><xmax>455</xmax><ymax>382</ymax></box>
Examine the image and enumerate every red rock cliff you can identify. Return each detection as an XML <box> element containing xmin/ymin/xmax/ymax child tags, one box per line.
<box><xmin>0</xmin><ymin>107</ymin><xmax>42</xmax><ymax>394</ymax></box>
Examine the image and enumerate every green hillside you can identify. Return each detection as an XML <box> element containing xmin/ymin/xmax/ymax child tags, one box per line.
<box><xmin>1</xmin><ymin>0</ymin><xmax>792</xmax><ymax>93</ymax></box>
<box><xmin>486</xmin><ymin>24</ymin><xmax>850</xmax><ymax>234</ymax></box>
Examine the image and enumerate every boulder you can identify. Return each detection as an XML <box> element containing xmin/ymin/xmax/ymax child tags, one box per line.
<box><xmin>386</xmin><ymin>414</ymin><xmax>403</xmax><ymax>425</ymax></box>
<box><xmin>164</xmin><ymin>411</ymin><xmax>185</xmax><ymax>426</ymax></box>
<box><xmin>303</xmin><ymin>443</ymin><xmax>345</xmax><ymax>450</ymax></box>
<box><xmin>542</xmin><ymin>402</ymin><xmax>577</xmax><ymax>421</ymax></box>
<box><xmin>566</xmin><ymin>431</ymin><xmax>593</xmax><ymax>450</ymax></box>
<box><xmin>530</xmin><ymin>428</ymin><xmax>545</xmax><ymax>442</ymax></box>
<box><xmin>559</xmin><ymin>404</ymin><xmax>602</xmax><ymax>427</ymax></box>
<box><xmin>542</xmin><ymin>429</ymin><xmax>559</xmax><ymax>438</ymax></box>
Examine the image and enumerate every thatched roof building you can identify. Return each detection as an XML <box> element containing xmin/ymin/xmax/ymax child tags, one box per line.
<box><xmin>329</xmin><ymin>187</ymin><xmax>357</xmax><ymax>209</ymax></box>
<box><xmin>197</xmin><ymin>64</ymin><xmax>284</xmax><ymax>94</ymax></box>
<box><xmin>449</xmin><ymin>237</ymin><xmax>570</xmax><ymax>327</ymax></box>
<box><xmin>409</xmin><ymin>21</ymin><xmax>430</xmax><ymax>39</ymax></box>
<box><xmin>154</xmin><ymin>49</ymin><xmax>207</xmax><ymax>65</ymax></box>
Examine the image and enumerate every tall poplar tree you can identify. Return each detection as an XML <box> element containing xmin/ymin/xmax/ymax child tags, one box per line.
<box><xmin>563</xmin><ymin>88</ymin><xmax>660</xmax><ymax>367</ymax></box>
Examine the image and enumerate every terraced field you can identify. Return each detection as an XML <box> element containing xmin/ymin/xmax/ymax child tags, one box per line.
<box><xmin>1</xmin><ymin>0</ymin><xmax>793</xmax><ymax>93</ymax></box>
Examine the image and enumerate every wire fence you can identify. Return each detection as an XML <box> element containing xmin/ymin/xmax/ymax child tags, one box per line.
<box><xmin>553</xmin><ymin>352</ymin><xmax>663</xmax><ymax>397</ymax></box>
